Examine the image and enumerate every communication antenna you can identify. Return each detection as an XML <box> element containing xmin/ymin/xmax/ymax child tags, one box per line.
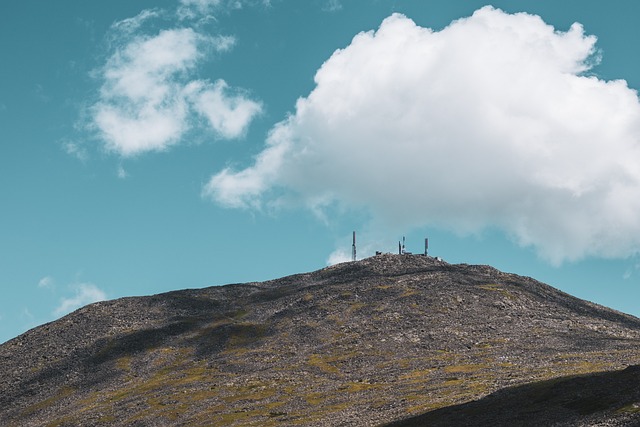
<box><xmin>352</xmin><ymin>231</ymin><xmax>357</xmax><ymax>262</ymax></box>
<box><xmin>425</xmin><ymin>238</ymin><xmax>429</xmax><ymax>256</ymax></box>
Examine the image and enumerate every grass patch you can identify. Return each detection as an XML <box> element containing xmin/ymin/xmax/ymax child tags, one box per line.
<box><xmin>116</xmin><ymin>355</ymin><xmax>132</xmax><ymax>372</ymax></box>
<box><xmin>400</xmin><ymin>369</ymin><xmax>435</xmax><ymax>383</ymax></box>
<box><xmin>400</xmin><ymin>288</ymin><xmax>419</xmax><ymax>298</ymax></box>
<box><xmin>348</xmin><ymin>302</ymin><xmax>367</xmax><ymax>312</ymax></box>
<box><xmin>308</xmin><ymin>354</ymin><xmax>341</xmax><ymax>375</ymax></box>
<box><xmin>305</xmin><ymin>391</ymin><xmax>327</xmax><ymax>405</ymax></box>
<box><xmin>22</xmin><ymin>386</ymin><xmax>75</xmax><ymax>417</ymax></box>
<box><xmin>342</xmin><ymin>382</ymin><xmax>384</xmax><ymax>393</ymax></box>
<box><xmin>477</xmin><ymin>283</ymin><xmax>515</xmax><ymax>300</ymax></box>
<box><xmin>443</xmin><ymin>364</ymin><xmax>487</xmax><ymax>374</ymax></box>
<box><xmin>616</xmin><ymin>403</ymin><xmax>640</xmax><ymax>414</ymax></box>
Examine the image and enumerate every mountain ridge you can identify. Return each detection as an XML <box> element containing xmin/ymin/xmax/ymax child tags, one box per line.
<box><xmin>2</xmin><ymin>254</ymin><xmax>640</xmax><ymax>426</ymax></box>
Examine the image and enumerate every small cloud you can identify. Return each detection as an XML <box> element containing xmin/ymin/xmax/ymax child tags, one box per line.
<box><xmin>62</xmin><ymin>140</ymin><xmax>89</xmax><ymax>162</ymax></box>
<box><xmin>323</xmin><ymin>0</ymin><xmax>342</xmax><ymax>12</ymax></box>
<box><xmin>211</xmin><ymin>34</ymin><xmax>236</xmax><ymax>52</ymax></box>
<box><xmin>185</xmin><ymin>79</ymin><xmax>262</xmax><ymax>139</ymax></box>
<box><xmin>38</xmin><ymin>276</ymin><xmax>55</xmax><ymax>290</ymax></box>
<box><xmin>117</xmin><ymin>165</ymin><xmax>128</xmax><ymax>179</ymax></box>
<box><xmin>327</xmin><ymin>232</ymin><xmax>384</xmax><ymax>265</ymax></box>
<box><xmin>178</xmin><ymin>0</ymin><xmax>221</xmax><ymax>20</ymax></box>
<box><xmin>327</xmin><ymin>248</ymin><xmax>351</xmax><ymax>265</ymax></box>
<box><xmin>32</xmin><ymin>84</ymin><xmax>51</xmax><ymax>103</ymax></box>
<box><xmin>623</xmin><ymin>260</ymin><xmax>640</xmax><ymax>280</ymax></box>
<box><xmin>91</xmin><ymin>23</ymin><xmax>260</xmax><ymax>157</ymax></box>
<box><xmin>22</xmin><ymin>308</ymin><xmax>34</xmax><ymax>322</ymax></box>
<box><xmin>53</xmin><ymin>283</ymin><xmax>107</xmax><ymax>317</ymax></box>
<box><xmin>110</xmin><ymin>9</ymin><xmax>161</xmax><ymax>37</ymax></box>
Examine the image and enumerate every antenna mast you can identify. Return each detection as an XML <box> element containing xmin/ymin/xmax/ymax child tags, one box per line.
<box><xmin>352</xmin><ymin>231</ymin><xmax>356</xmax><ymax>262</ymax></box>
<box><xmin>425</xmin><ymin>238</ymin><xmax>429</xmax><ymax>256</ymax></box>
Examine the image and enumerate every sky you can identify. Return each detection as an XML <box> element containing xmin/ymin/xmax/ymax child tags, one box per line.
<box><xmin>2</xmin><ymin>0</ymin><xmax>640</xmax><ymax>344</ymax></box>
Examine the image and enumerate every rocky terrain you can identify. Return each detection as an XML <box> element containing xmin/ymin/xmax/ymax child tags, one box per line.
<box><xmin>2</xmin><ymin>254</ymin><xmax>640</xmax><ymax>426</ymax></box>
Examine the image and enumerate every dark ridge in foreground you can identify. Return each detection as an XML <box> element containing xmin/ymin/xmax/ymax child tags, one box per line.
<box><xmin>1</xmin><ymin>254</ymin><xmax>640</xmax><ymax>426</ymax></box>
<box><xmin>387</xmin><ymin>365</ymin><xmax>640</xmax><ymax>427</ymax></box>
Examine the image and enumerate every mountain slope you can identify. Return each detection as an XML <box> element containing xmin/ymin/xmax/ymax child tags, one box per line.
<box><xmin>2</xmin><ymin>254</ymin><xmax>640</xmax><ymax>426</ymax></box>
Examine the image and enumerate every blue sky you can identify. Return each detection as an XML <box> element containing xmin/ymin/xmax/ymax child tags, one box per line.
<box><xmin>2</xmin><ymin>0</ymin><xmax>640</xmax><ymax>343</ymax></box>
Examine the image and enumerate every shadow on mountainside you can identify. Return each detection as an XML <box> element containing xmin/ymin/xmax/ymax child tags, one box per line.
<box><xmin>385</xmin><ymin>365</ymin><xmax>640</xmax><ymax>427</ymax></box>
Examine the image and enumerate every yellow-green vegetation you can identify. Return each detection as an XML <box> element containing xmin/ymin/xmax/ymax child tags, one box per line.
<box><xmin>477</xmin><ymin>283</ymin><xmax>515</xmax><ymax>300</ymax></box>
<box><xmin>46</xmin><ymin>415</ymin><xmax>76</xmax><ymax>427</ymax></box>
<box><xmin>443</xmin><ymin>364</ymin><xmax>489</xmax><ymax>374</ymax></box>
<box><xmin>308</xmin><ymin>353</ymin><xmax>342</xmax><ymax>375</ymax></box>
<box><xmin>347</xmin><ymin>301</ymin><xmax>367</xmax><ymax>313</ymax></box>
<box><xmin>342</xmin><ymin>381</ymin><xmax>384</xmax><ymax>393</ymax></box>
<box><xmin>62</xmin><ymin>347</ymin><xmax>222</xmax><ymax>425</ymax></box>
<box><xmin>404</xmin><ymin>401</ymin><xmax>443</xmax><ymax>416</ymax></box>
<box><xmin>116</xmin><ymin>355</ymin><xmax>132</xmax><ymax>373</ymax></box>
<box><xmin>616</xmin><ymin>403</ymin><xmax>640</xmax><ymax>414</ymax></box>
<box><xmin>305</xmin><ymin>391</ymin><xmax>328</xmax><ymax>405</ymax></box>
<box><xmin>400</xmin><ymin>287</ymin><xmax>419</xmax><ymax>297</ymax></box>
<box><xmin>473</xmin><ymin>338</ymin><xmax>509</xmax><ymax>349</ymax></box>
<box><xmin>225</xmin><ymin>322</ymin><xmax>268</xmax><ymax>350</ymax></box>
<box><xmin>400</xmin><ymin>368</ymin><xmax>435</xmax><ymax>383</ymax></box>
<box><xmin>21</xmin><ymin>386</ymin><xmax>75</xmax><ymax>418</ymax></box>
<box><xmin>221</xmin><ymin>381</ymin><xmax>277</xmax><ymax>403</ymax></box>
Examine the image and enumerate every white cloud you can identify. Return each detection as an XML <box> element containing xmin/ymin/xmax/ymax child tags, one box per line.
<box><xmin>623</xmin><ymin>259</ymin><xmax>640</xmax><ymax>280</ymax></box>
<box><xmin>323</xmin><ymin>0</ymin><xmax>342</xmax><ymax>12</ymax></box>
<box><xmin>110</xmin><ymin>9</ymin><xmax>161</xmax><ymax>37</ymax></box>
<box><xmin>117</xmin><ymin>165</ymin><xmax>128</xmax><ymax>179</ymax></box>
<box><xmin>205</xmin><ymin>7</ymin><xmax>640</xmax><ymax>264</ymax></box>
<box><xmin>178</xmin><ymin>0</ymin><xmax>250</xmax><ymax>20</ymax></box>
<box><xmin>91</xmin><ymin>15</ymin><xmax>259</xmax><ymax>157</ymax></box>
<box><xmin>326</xmin><ymin>236</ymin><xmax>381</xmax><ymax>265</ymax></box>
<box><xmin>62</xmin><ymin>140</ymin><xmax>89</xmax><ymax>162</ymax></box>
<box><xmin>53</xmin><ymin>283</ymin><xmax>107</xmax><ymax>317</ymax></box>
<box><xmin>93</xmin><ymin>28</ymin><xmax>200</xmax><ymax>156</ymax></box>
<box><xmin>38</xmin><ymin>276</ymin><xmax>55</xmax><ymax>290</ymax></box>
<box><xmin>185</xmin><ymin>79</ymin><xmax>262</xmax><ymax>139</ymax></box>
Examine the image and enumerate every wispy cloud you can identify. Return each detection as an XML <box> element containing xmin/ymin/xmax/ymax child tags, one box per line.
<box><xmin>38</xmin><ymin>276</ymin><xmax>55</xmax><ymax>290</ymax></box>
<box><xmin>323</xmin><ymin>0</ymin><xmax>342</xmax><ymax>12</ymax></box>
<box><xmin>185</xmin><ymin>79</ymin><xmax>262</xmax><ymax>139</ymax></box>
<box><xmin>61</xmin><ymin>139</ymin><xmax>89</xmax><ymax>162</ymax></box>
<box><xmin>117</xmin><ymin>165</ymin><xmax>128</xmax><ymax>179</ymax></box>
<box><xmin>53</xmin><ymin>283</ymin><xmax>107</xmax><ymax>317</ymax></box>
<box><xmin>109</xmin><ymin>8</ymin><xmax>162</xmax><ymax>37</ymax></box>
<box><xmin>177</xmin><ymin>0</ymin><xmax>270</xmax><ymax>19</ymax></box>
<box><xmin>623</xmin><ymin>260</ymin><xmax>640</xmax><ymax>280</ymax></box>
<box><xmin>205</xmin><ymin>7</ymin><xmax>640</xmax><ymax>265</ymax></box>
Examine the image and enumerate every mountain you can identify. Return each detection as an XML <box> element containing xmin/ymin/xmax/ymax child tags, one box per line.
<box><xmin>2</xmin><ymin>254</ymin><xmax>640</xmax><ymax>426</ymax></box>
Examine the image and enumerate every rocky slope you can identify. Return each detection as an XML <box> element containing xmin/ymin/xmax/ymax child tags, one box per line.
<box><xmin>2</xmin><ymin>254</ymin><xmax>640</xmax><ymax>426</ymax></box>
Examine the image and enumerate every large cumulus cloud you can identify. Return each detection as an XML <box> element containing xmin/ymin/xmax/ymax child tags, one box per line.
<box><xmin>205</xmin><ymin>6</ymin><xmax>640</xmax><ymax>264</ymax></box>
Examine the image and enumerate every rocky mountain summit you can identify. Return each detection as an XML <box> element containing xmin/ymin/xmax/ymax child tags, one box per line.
<box><xmin>2</xmin><ymin>254</ymin><xmax>640</xmax><ymax>426</ymax></box>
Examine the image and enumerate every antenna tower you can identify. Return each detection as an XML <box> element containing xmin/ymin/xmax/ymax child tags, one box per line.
<box><xmin>352</xmin><ymin>231</ymin><xmax>356</xmax><ymax>262</ymax></box>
